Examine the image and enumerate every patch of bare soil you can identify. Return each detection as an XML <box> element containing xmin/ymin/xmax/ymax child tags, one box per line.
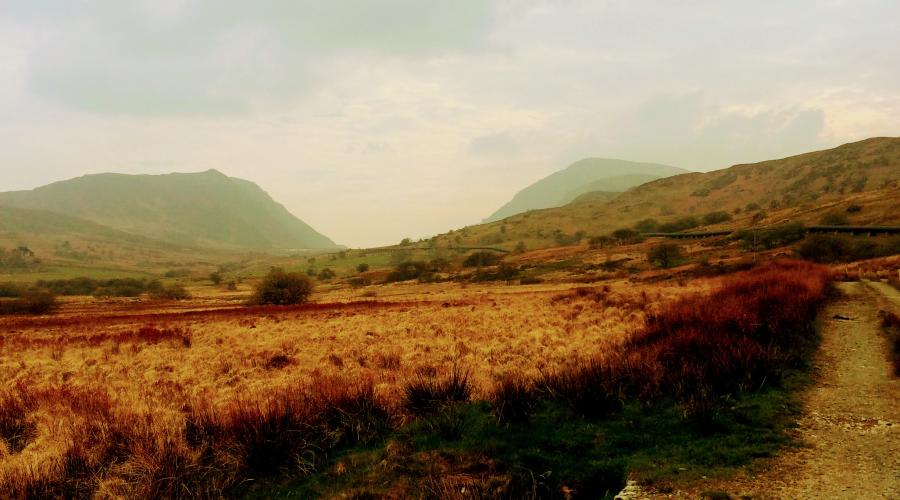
<box><xmin>640</xmin><ymin>281</ymin><xmax>900</xmax><ymax>499</ymax></box>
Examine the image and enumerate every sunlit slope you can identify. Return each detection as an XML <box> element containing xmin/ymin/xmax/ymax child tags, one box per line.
<box><xmin>0</xmin><ymin>169</ymin><xmax>338</xmax><ymax>250</ymax></box>
<box><xmin>484</xmin><ymin>159</ymin><xmax>687</xmax><ymax>222</ymax></box>
<box><xmin>443</xmin><ymin>137</ymin><xmax>900</xmax><ymax>249</ymax></box>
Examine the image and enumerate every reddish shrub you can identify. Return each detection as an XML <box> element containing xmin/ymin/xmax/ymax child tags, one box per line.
<box><xmin>548</xmin><ymin>259</ymin><xmax>830</xmax><ymax>416</ymax></box>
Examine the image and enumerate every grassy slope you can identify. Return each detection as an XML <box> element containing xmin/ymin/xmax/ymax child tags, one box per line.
<box><xmin>446</xmin><ymin>137</ymin><xmax>900</xmax><ymax>251</ymax></box>
<box><xmin>0</xmin><ymin>205</ymin><xmax>233</xmax><ymax>281</ymax></box>
<box><xmin>0</xmin><ymin>169</ymin><xmax>338</xmax><ymax>250</ymax></box>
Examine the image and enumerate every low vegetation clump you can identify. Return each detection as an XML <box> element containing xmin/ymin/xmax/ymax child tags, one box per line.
<box><xmin>657</xmin><ymin>216</ymin><xmax>701</xmax><ymax>233</ymax></box>
<box><xmin>38</xmin><ymin>277</ymin><xmax>148</xmax><ymax>297</ymax></box>
<box><xmin>734</xmin><ymin>222</ymin><xmax>806</xmax><ymax>250</ymax></box>
<box><xmin>797</xmin><ymin>234</ymin><xmax>900</xmax><ymax>263</ymax></box>
<box><xmin>0</xmin><ymin>288</ymin><xmax>58</xmax><ymax>315</ymax></box>
<box><xmin>148</xmin><ymin>283</ymin><xmax>192</xmax><ymax>301</ymax></box>
<box><xmin>610</xmin><ymin>228</ymin><xmax>644</xmax><ymax>244</ymax></box>
<box><xmin>404</xmin><ymin>369</ymin><xmax>473</xmax><ymax>416</ymax></box>
<box><xmin>462</xmin><ymin>251</ymin><xmax>503</xmax><ymax>267</ymax></box>
<box><xmin>701</xmin><ymin>211</ymin><xmax>733</xmax><ymax>225</ymax></box>
<box><xmin>249</xmin><ymin>267</ymin><xmax>313</xmax><ymax>305</ymax></box>
<box><xmin>647</xmin><ymin>242</ymin><xmax>683</xmax><ymax>268</ymax></box>
<box><xmin>0</xmin><ymin>246</ymin><xmax>40</xmax><ymax>271</ymax></box>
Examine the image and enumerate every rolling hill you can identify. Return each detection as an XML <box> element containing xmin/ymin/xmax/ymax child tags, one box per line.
<box><xmin>0</xmin><ymin>170</ymin><xmax>338</xmax><ymax>250</ymax></box>
<box><xmin>444</xmin><ymin>137</ymin><xmax>900</xmax><ymax>249</ymax></box>
<box><xmin>484</xmin><ymin>159</ymin><xmax>687</xmax><ymax>222</ymax></box>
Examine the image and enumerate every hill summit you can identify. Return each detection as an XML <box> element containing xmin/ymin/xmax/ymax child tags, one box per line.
<box><xmin>0</xmin><ymin>169</ymin><xmax>338</xmax><ymax>250</ymax></box>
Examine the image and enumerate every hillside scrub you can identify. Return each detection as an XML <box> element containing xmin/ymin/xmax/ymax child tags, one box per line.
<box><xmin>702</xmin><ymin>211</ymin><xmax>732</xmax><ymax>225</ymax></box>
<box><xmin>797</xmin><ymin>234</ymin><xmax>900</xmax><ymax>263</ymax></box>
<box><xmin>148</xmin><ymin>283</ymin><xmax>192</xmax><ymax>301</ymax></box>
<box><xmin>734</xmin><ymin>222</ymin><xmax>806</xmax><ymax>250</ymax></box>
<box><xmin>249</xmin><ymin>267</ymin><xmax>313</xmax><ymax>305</ymax></box>
<box><xmin>37</xmin><ymin>277</ymin><xmax>148</xmax><ymax>297</ymax></box>
<box><xmin>647</xmin><ymin>243</ymin><xmax>683</xmax><ymax>269</ymax></box>
<box><xmin>0</xmin><ymin>289</ymin><xmax>58</xmax><ymax>315</ymax></box>
<box><xmin>0</xmin><ymin>246</ymin><xmax>40</xmax><ymax>271</ymax></box>
<box><xmin>462</xmin><ymin>251</ymin><xmax>503</xmax><ymax>267</ymax></box>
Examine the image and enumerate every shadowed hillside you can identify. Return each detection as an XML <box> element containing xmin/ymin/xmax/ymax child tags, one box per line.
<box><xmin>0</xmin><ymin>170</ymin><xmax>338</xmax><ymax>250</ymax></box>
<box><xmin>448</xmin><ymin>137</ymin><xmax>900</xmax><ymax>250</ymax></box>
<box><xmin>484</xmin><ymin>159</ymin><xmax>687</xmax><ymax>222</ymax></box>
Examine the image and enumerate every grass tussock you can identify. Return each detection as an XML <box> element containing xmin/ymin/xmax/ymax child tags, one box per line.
<box><xmin>403</xmin><ymin>368</ymin><xmax>473</xmax><ymax>416</ymax></box>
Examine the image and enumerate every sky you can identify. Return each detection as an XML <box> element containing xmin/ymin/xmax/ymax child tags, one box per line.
<box><xmin>1</xmin><ymin>1</ymin><xmax>898</xmax><ymax>248</ymax></box>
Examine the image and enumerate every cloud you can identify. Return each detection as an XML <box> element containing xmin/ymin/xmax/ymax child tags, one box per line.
<box><xmin>8</xmin><ymin>1</ymin><xmax>496</xmax><ymax>115</ymax></box>
<box><xmin>468</xmin><ymin>131</ymin><xmax>521</xmax><ymax>157</ymax></box>
<box><xmin>573</xmin><ymin>93</ymin><xmax>829</xmax><ymax>170</ymax></box>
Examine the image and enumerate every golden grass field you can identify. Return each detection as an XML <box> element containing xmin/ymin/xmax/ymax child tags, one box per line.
<box><xmin>0</xmin><ymin>274</ymin><xmax>709</xmax><ymax>486</ymax></box>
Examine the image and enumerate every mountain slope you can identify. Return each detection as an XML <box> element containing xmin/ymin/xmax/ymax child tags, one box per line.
<box><xmin>484</xmin><ymin>159</ymin><xmax>687</xmax><ymax>222</ymax></box>
<box><xmin>444</xmin><ymin>137</ymin><xmax>900</xmax><ymax>249</ymax></box>
<box><xmin>0</xmin><ymin>170</ymin><xmax>338</xmax><ymax>250</ymax></box>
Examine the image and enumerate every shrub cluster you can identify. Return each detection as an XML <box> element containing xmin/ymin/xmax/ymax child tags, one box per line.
<box><xmin>35</xmin><ymin>277</ymin><xmax>151</xmax><ymax>297</ymax></box>
<box><xmin>148</xmin><ymin>283</ymin><xmax>192</xmax><ymax>301</ymax></box>
<box><xmin>797</xmin><ymin>234</ymin><xmax>900</xmax><ymax>263</ymax></box>
<box><xmin>462</xmin><ymin>251</ymin><xmax>503</xmax><ymax>267</ymax></box>
<box><xmin>0</xmin><ymin>289</ymin><xmax>58</xmax><ymax>315</ymax></box>
<box><xmin>733</xmin><ymin>222</ymin><xmax>806</xmax><ymax>250</ymax></box>
<box><xmin>701</xmin><ymin>211</ymin><xmax>733</xmax><ymax>225</ymax></box>
<box><xmin>249</xmin><ymin>268</ymin><xmax>313</xmax><ymax>305</ymax></box>
<box><xmin>647</xmin><ymin>243</ymin><xmax>683</xmax><ymax>268</ymax></box>
<box><xmin>0</xmin><ymin>246</ymin><xmax>40</xmax><ymax>270</ymax></box>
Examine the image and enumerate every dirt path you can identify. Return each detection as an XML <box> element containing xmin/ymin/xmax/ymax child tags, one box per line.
<box><xmin>637</xmin><ymin>281</ymin><xmax>900</xmax><ymax>499</ymax></box>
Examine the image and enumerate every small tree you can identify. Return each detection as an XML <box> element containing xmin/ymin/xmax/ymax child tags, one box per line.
<box><xmin>317</xmin><ymin>268</ymin><xmax>336</xmax><ymax>281</ymax></box>
<box><xmin>251</xmin><ymin>267</ymin><xmax>313</xmax><ymax>305</ymax></box>
<box><xmin>356</xmin><ymin>263</ymin><xmax>370</xmax><ymax>273</ymax></box>
<box><xmin>648</xmin><ymin>243</ymin><xmax>683</xmax><ymax>269</ymax></box>
<box><xmin>702</xmin><ymin>211</ymin><xmax>732</xmax><ymax>225</ymax></box>
<box><xmin>497</xmin><ymin>262</ymin><xmax>519</xmax><ymax>285</ymax></box>
<box><xmin>209</xmin><ymin>271</ymin><xmax>222</xmax><ymax>285</ymax></box>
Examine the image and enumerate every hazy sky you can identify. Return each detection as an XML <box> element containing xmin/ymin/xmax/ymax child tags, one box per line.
<box><xmin>1</xmin><ymin>1</ymin><xmax>898</xmax><ymax>247</ymax></box>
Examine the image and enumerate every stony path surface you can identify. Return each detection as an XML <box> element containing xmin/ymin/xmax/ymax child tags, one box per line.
<box><xmin>631</xmin><ymin>281</ymin><xmax>900</xmax><ymax>499</ymax></box>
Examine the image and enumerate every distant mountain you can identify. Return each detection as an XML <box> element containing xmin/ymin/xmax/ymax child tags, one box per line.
<box><xmin>484</xmin><ymin>159</ymin><xmax>687</xmax><ymax>222</ymax></box>
<box><xmin>440</xmin><ymin>137</ymin><xmax>900</xmax><ymax>250</ymax></box>
<box><xmin>0</xmin><ymin>170</ymin><xmax>338</xmax><ymax>250</ymax></box>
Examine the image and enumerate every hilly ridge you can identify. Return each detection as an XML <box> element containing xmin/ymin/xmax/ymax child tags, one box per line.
<box><xmin>484</xmin><ymin>158</ymin><xmax>687</xmax><ymax>222</ymax></box>
<box><xmin>0</xmin><ymin>170</ymin><xmax>338</xmax><ymax>250</ymax></box>
<box><xmin>442</xmin><ymin>137</ymin><xmax>900</xmax><ymax>249</ymax></box>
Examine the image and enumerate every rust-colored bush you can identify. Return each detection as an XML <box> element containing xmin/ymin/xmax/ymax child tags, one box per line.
<box><xmin>547</xmin><ymin>259</ymin><xmax>830</xmax><ymax>416</ymax></box>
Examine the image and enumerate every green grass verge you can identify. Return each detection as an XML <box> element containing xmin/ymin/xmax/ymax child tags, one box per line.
<box><xmin>246</xmin><ymin>370</ymin><xmax>809</xmax><ymax>499</ymax></box>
